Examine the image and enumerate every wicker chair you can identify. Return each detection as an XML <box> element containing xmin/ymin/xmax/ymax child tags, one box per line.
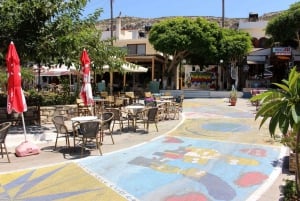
<box><xmin>74</xmin><ymin>121</ymin><xmax>101</xmax><ymax>156</ymax></box>
<box><xmin>105</xmin><ymin>108</ymin><xmax>128</xmax><ymax>132</ymax></box>
<box><xmin>0</xmin><ymin>122</ymin><xmax>12</xmax><ymax>163</ymax></box>
<box><xmin>99</xmin><ymin>112</ymin><xmax>114</xmax><ymax>144</ymax></box>
<box><xmin>137</xmin><ymin>107</ymin><xmax>159</xmax><ymax>132</ymax></box>
<box><xmin>52</xmin><ymin>116</ymin><xmax>72</xmax><ymax>151</ymax></box>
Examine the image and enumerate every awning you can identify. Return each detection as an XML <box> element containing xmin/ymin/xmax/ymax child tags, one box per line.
<box><xmin>247</xmin><ymin>55</ymin><xmax>266</xmax><ymax>64</ymax></box>
<box><xmin>34</xmin><ymin>64</ymin><xmax>78</xmax><ymax>76</ymax></box>
<box><xmin>103</xmin><ymin>62</ymin><xmax>148</xmax><ymax>73</ymax></box>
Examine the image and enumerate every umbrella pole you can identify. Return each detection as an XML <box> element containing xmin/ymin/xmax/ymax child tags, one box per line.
<box><xmin>21</xmin><ymin>113</ymin><xmax>27</xmax><ymax>141</ymax></box>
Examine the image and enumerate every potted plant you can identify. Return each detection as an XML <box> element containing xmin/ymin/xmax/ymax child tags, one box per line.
<box><xmin>229</xmin><ymin>85</ymin><xmax>237</xmax><ymax>106</ymax></box>
<box><xmin>251</xmin><ymin>67</ymin><xmax>300</xmax><ymax>199</ymax></box>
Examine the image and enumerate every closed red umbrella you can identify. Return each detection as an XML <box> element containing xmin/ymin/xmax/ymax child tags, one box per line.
<box><xmin>6</xmin><ymin>42</ymin><xmax>27</xmax><ymax>114</ymax></box>
<box><xmin>6</xmin><ymin>41</ymin><xmax>40</xmax><ymax>156</ymax></box>
<box><xmin>80</xmin><ymin>49</ymin><xmax>94</xmax><ymax>107</ymax></box>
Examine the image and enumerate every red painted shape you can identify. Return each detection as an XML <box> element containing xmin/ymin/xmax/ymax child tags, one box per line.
<box><xmin>235</xmin><ymin>172</ymin><xmax>268</xmax><ymax>187</ymax></box>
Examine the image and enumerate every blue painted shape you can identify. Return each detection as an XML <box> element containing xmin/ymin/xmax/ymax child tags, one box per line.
<box><xmin>202</xmin><ymin>122</ymin><xmax>251</xmax><ymax>132</ymax></box>
<box><xmin>77</xmin><ymin>137</ymin><xmax>281</xmax><ymax>201</ymax></box>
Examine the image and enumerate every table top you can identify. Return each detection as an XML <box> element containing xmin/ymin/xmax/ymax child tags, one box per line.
<box><xmin>71</xmin><ymin>116</ymin><xmax>98</xmax><ymax>122</ymax></box>
<box><xmin>125</xmin><ymin>105</ymin><xmax>145</xmax><ymax>110</ymax></box>
<box><xmin>156</xmin><ymin>100</ymin><xmax>172</xmax><ymax>103</ymax></box>
<box><xmin>160</xmin><ymin>96</ymin><xmax>174</xmax><ymax>99</ymax></box>
<box><xmin>93</xmin><ymin>98</ymin><xmax>107</xmax><ymax>102</ymax></box>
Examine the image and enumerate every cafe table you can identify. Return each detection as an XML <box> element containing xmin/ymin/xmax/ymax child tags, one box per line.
<box><xmin>125</xmin><ymin>105</ymin><xmax>145</xmax><ymax>132</ymax></box>
<box><xmin>71</xmin><ymin>115</ymin><xmax>98</xmax><ymax>122</ymax></box>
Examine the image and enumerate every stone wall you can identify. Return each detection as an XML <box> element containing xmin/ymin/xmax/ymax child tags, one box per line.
<box><xmin>40</xmin><ymin>105</ymin><xmax>77</xmax><ymax>124</ymax></box>
<box><xmin>0</xmin><ymin>105</ymin><xmax>77</xmax><ymax>125</ymax></box>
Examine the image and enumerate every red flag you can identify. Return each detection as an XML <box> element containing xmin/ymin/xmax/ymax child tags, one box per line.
<box><xmin>80</xmin><ymin>49</ymin><xmax>94</xmax><ymax>106</ymax></box>
<box><xmin>6</xmin><ymin>42</ymin><xmax>27</xmax><ymax>114</ymax></box>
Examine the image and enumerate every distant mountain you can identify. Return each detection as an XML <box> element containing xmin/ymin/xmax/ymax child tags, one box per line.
<box><xmin>97</xmin><ymin>11</ymin><xmax>282</xmax><ymax>31</ymax></box>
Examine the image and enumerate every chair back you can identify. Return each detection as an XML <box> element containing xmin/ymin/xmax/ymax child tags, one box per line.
<box><xmin>145</xmin><ymin>101</ymin><xmax>156</xmax><ymax>107</ymax></box>
<box><xmin>101</xmin><ymin>112</ymin><xmax>114</xmax><ymax>130</ymax></box>
<box><xmin>100</xmin><ymin>91</ymin><xmax>108</xmax><ymax>99</ymax></box>
<box><xmin>79</xmin><ymin>121</ymin><xmax>100</xmax><ymax>138</ymax></box>
<box><xmin>106</xmin><ymin>108</ymin><xmax>121</xmax><ymax>120</ymax></box>
<box><xmin>0</xmin><ymin>122</ymin><xmax>12</xmax><ymax>143</ymax></box>
<box><xmin>147</xmin><ymin>107</ymin><xmax>158</xmax><ymax>121</ymax></box>
<box><xmin>144</xmin><ymin>92</ymin><xmax>152</xmax><ymax>98</ymax></box>
<box><xmin>52</xmin><ymin>116</ymin><xmax>68</xmax><ymax>134</ymax></box>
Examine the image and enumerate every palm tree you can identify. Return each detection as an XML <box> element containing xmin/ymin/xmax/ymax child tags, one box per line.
<box><xmin>251</xmin><ymin>67</ymin><xmax>300</xmax><ymax>198</ymax></box>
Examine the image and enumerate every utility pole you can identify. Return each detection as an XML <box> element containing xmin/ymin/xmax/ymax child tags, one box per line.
<box><xmin>222</xmin><ymin>0</ymin><xmax>225</xmax><ymax>27</ymax></box>
<box><xmin>110</xmin><ymin>0</ymin><xmax>113</xmax><ymax>45</ymax></box>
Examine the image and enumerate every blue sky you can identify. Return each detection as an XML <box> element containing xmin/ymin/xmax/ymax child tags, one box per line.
<box><xmin>83</xmin><ymin>0</ymin><xmax>299</xmax><ymax>20</ymax></box>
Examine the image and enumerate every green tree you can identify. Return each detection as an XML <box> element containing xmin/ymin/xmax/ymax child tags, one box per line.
<box><xmin>0</xmin><ymin>0</ymin><xmax>102</xmax><ymax>66</ymax></box>
<box><xmin>148</xmin><ymin>17</ymin><xmax>252</xmax><ymax>89</ymax></box>
<box><xmin>251</xmin><ymin>67</ymin><xmax>300</xmax><ymax>197</ymax></box>
<box><xmin>218</xmin><ymin>28</ymin><xmax>252</xmax><ymax>89</ymax></box>
<box><xmin>266</xmin><ymin>2</ymin><xmax>300</xmax><ymax>48</ymax></box>
<box><xmin>148</xmin><ymin>17</ymin><xmax>221</xmax><ymax>78</ymax></box>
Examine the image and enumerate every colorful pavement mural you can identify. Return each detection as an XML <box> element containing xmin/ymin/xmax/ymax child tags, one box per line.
<box><xmin>0</xmin><ymin>99</ymin><xmax>283</xmax><ymax>201</ymax></box>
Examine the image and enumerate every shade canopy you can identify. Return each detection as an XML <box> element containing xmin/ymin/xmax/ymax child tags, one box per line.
<box><xmin>103</xmin><ymin>62</ymin><xmax>148</xmax><ymax>73</ymax></box>
<box><xmin>34</xmin><ymin>64</ymin><xmax>77</xmax><ymax>77</ymax></box>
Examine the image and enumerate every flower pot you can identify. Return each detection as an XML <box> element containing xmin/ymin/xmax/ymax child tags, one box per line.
<box><xmin>230</xmin><ymin>98</ymin><xmax>237</xmax><ymax>106</ymax></box>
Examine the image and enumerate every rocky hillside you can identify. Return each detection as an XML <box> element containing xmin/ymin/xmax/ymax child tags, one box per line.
<box><xmin>97</xmin><ymin>11</ymin><xmax>281</xmax><ymax>31</ymax></box>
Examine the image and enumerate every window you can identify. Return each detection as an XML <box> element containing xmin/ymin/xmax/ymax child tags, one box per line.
<box><xmin>127</xmin><ymin>44</ymin><xmax>146</xmax><ymax>55</ymax></box>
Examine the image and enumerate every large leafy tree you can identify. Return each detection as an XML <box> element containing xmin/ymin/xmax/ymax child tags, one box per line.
<box><xmin>148</xmin><ymin>17</ymin><xmax>252</xmax><ymax>87</ymax></box>
<box><xmin>218</xmin><ymin>28</ymin><xmax>252</xmax><ymax>64</ymax></box>
<box><xmin>266</xmin><ymin>2</ymin><xmax>300</xmax><ymax>48</ymax></box>
<box><xmin>148</xmin><ymin>17</ymin><xmax>221</xmax><ymax>76</ymax></box>
<box><xmin>0</xmin><ymin>0</ymin><xmax>127</xmax><ymax>95</ymax></box>
<box><xmin>0</xmin><ymin>0</ymin><xmax>103</xmax><ymax>66</ymax></box>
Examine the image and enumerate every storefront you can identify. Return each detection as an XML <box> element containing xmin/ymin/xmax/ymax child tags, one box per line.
<box><xmin>243</xmin><ymin>47</ymin><xmax>298</xmax><ymax>96</ymax></box>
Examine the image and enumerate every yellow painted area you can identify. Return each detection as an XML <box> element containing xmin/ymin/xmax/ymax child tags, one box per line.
<box><xmin>0</xmin><ymin>163</ymin><xmax>127</xmax><ymax>201</ymax></box>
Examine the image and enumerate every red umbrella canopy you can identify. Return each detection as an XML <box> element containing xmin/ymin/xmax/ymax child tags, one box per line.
<box><xmin>80</xmin><ymin>49</ymin><xmax>94</xmax><ymax>106</ymax></box>
<box><xmin>6</xmin><ymin>42</ymin><xmax>27</xmax><ymax>114</ymax></box>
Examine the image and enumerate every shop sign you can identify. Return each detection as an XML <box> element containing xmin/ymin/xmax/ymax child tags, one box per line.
<box><xmin>272</xmin><ymin>47</ymin><xmax>291</xmax><ymax>55</ymax></box>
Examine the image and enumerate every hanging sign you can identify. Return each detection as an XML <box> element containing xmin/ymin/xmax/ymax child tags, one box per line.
<box><xmin>272</xmin><ymin>47</ymin><xmax>292</xmax><ymax>56</ymax></box>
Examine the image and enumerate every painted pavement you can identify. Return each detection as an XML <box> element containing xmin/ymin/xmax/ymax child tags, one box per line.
<box><xmin>0</xmin><ymin>98</ymin><xmax>284</xmax><ymax>201</ymax></box>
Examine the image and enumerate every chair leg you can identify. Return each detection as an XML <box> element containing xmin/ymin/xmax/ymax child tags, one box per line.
<box><xmin>96</xmin><ymin>138</ymin><xmax>102</xmax><ymax>155</ymax></box>
<box><xmin>110</xmin><ymin>130</ymin><xmax>115</xmax><ymax>144</ymax></box>
<box><xmin>81</xmin><ymin>138</ymin><xmax>86</xmax><ymax>157</ymax></box>
<box><xmin>0</xmin><ymin>144</ymin><xmax>3</xmax><ymax>158</ymax></box>
<box><xmin>1</xmin><ymin>143</ymin><xmax>10</xmax><ymax>163</ymax></box>
<box><xmin>54</xmin><ymin>133</ymin><xmax>59</xmax><ymax>150</ymax></box>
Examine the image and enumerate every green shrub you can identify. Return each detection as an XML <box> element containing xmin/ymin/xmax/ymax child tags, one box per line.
<box><xmin>283</xmin><ymin>179</ymin><xmax>298</xmax><ymax>200</ymax></box>
<box><xmin>0</xmin><ymin>89</ymin><xmax>77</xmax><ymax>107</ymax></box>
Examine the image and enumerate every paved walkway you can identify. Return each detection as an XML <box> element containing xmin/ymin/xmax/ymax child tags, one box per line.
<box><xmin>0</xmin><ymin>98</ymin><xmax>293</xmax><ymax>200</ymax></box>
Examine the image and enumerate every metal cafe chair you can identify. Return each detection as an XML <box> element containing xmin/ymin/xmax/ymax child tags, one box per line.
<box><xmin>0</xmin><ymin>122</ymin><xmax>12</xmax><ymax>163</ymax></box>
<box><xmin>52</xmin><ymin>116</ymin><xmax>72</xmax><ymax>151</ymax></box>
<box><xmin>73</xmin><ymin>121</ymin><xmax>101</xmax><ymax>156</ymax></box>
<box><xmin>98</xmin><ymin>112</ymin><xmax>115</xmax><ymax>144</ymax></box>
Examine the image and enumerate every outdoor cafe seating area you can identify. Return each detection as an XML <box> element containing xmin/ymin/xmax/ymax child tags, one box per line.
<box><xmin>52</xmin><ymin>91</ymin><xmax>184</xmax><ymax>156</ymax></box>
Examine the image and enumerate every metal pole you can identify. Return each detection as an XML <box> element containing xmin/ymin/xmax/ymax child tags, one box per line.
<box><xmin>222</xmin><ymin>0</ymin><xmax>225</xmax><ymax>27</ymax></box>
<box><xmin>110</xmin><ymin>0</ymin><xmax>113</xmax><ymax>45</ymax></box>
